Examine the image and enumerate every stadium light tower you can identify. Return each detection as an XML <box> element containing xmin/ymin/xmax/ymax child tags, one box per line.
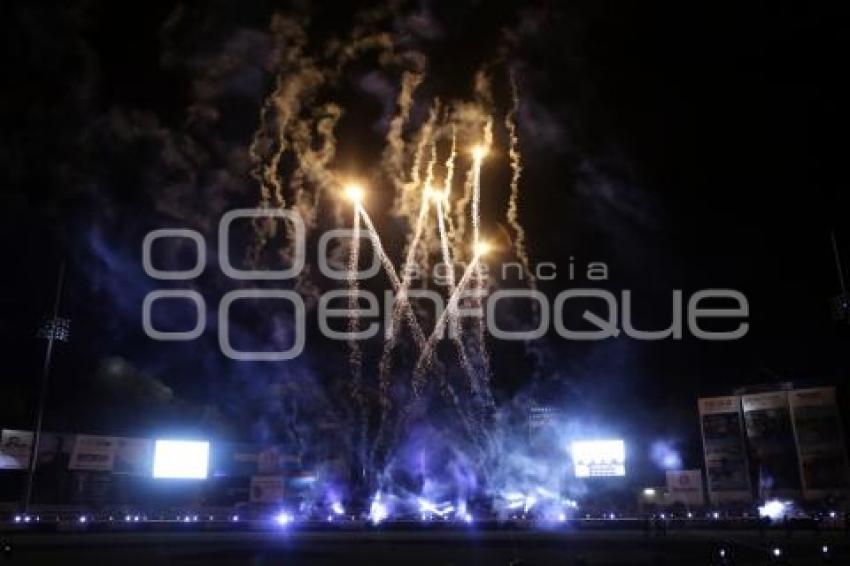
<box><xmin>830</xmin><ymin>231</ymin><xmax>850</xmax><ymax>323</ymax></box>
<box><xmin>22</xmin><ymin>260</ymin><xmax>70</xmax><ymax>512</ymax></box>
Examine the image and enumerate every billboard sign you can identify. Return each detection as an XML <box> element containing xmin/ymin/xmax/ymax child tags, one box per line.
<box><xmin>741</xmin><ymin>391</ymin><xmax>801</xmax><ymax>498</ymax></box>
<box><xmin>250</xmin><ymin>475</ymin><xmax>285</xmax><ymax>503</ymax></box>
<box><xmin>788</xmin><ymin>387</ymin><xmax>850</xmax><ymax>499</ymax></box>
<box><xmin>0</xmin><ymin>429</ymin><xmax>33</xmax><ymax>470</ymax></box>
<box><xmin>666</xmin><ymin>469</ymin><xmax>705</xmax><ymax>506</ymax></box>
<box><xmin>113</xmin><ymin>437</ymin><xmax>154</xmax><ymax>475</ymax></box>
<box><xmin>698</xmin><ymin>396</ymin><xmax>752</xmax><ymax>504</ymax></box>
<box><xmin>69</xmin><ymin>435</ymin><xmax>117</xmax><ymax>471</ymax></box>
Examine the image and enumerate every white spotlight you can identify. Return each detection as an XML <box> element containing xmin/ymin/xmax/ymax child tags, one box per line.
<box><xmin>274</xmin><ymin>512</ymin><xmax>292</xmax><ymax>527</ymax></box>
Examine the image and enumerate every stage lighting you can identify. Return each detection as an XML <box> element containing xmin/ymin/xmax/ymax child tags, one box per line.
<box><xmin>275</xmin><ymin>512</ymin><xmax>292</xmax><ymax>527</ymax></box>
<box><xmin>152</xmin><ymin>439</ymin><xmax>209</xmax><ymax>479</ymax></box>
<box><xmin>369</xmin><ymin>498</ymin><xmax>388</xmax><ymax>524</ymax></box>
<box><xmin>758</xmin><ymin>499</ymin><xmax>789</xmax><ymax>521</ymax></box>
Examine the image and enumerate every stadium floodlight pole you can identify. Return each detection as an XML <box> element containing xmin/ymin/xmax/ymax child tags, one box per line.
<box><xmin>832</xmin><ymin>230</ymin><xmax>847</xmax><ymax>295</ymax></box>
<box><xmin>22</xmin><ymin>259</ymin><xmax>68</xmax><ymax>513</ymax></box>
<box><xmin>830</xmin><ymin>230</ymin><xmax>850</xmax><ymax>324</ymax></box>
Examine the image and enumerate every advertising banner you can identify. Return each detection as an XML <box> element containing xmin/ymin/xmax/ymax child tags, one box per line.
<box><xmin>250</xmin><ymin>475</ymin><xmax>285</xmax><ymax>503</ymax></box>
<box><xmin>35</xmin><ymin>433</ymin><xmax>74</xmax><ymax>468</ymax></box>
<box><xmin>789</xmin><ymin>387</ymin><xmax>850</xmax><ymax>499</ymax></box>
<box><xmin>69</xmin><ymin>435</ymin><xmax>117</xmax><ymax>471</ymax></box>
<box><xmin>257</xmin><ymin>446</ymin><xmax>302</xmax><ymax>475</ymax></box>
<box><xmin>741</xmin><ymin>391</ymin><xmax>801</xmax><ymax>498</ymax></box>
<box><xmin>0</xmin><ymin>429</ymin><xmax>33</xmax><ymax>469</ymax></box>
<box><xmin>666</xmin><ymin>469</ymin><xmax>705</xmax><ymax>506</ymax></box>
<box><xmin>698</xmin><ymin>396</ymin><xmax>752</xmax><ymax>504</ymax></box>
<box><xmin>212</xmin><ymin>442</ymin><xmax>259</xmax><ymax>477</ymax></box>
<box><xmin>112</xmin><ymin>437</ymin><xmax>153</xmax><ymax>475</ymax></box>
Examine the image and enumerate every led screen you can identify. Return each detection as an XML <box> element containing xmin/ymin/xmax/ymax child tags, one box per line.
<box><xmin>572</xmin><ymin>439</ymin><xmax>626</xmax><ymax>478</ymax></box>
<box><xmin>152</xmin><ymin>439</ymin><xmax>209</xmax><ymax>479</ymax></box>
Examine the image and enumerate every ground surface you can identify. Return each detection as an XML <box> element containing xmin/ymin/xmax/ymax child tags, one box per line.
<box><xmin>1</xmin><ymin>528</ymin><xmax>848</xmax><ymax>565</ymax></box>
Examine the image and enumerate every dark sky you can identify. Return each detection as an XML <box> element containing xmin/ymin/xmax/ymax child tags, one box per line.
<box><xmin>1</xmin><ymin>1</ymin><xmax>848</xmax><ymax>470</ymax></box>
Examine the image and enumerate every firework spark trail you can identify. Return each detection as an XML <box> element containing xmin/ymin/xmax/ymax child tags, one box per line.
<box><xmin>455</xmin><ymin>157</ymin><xmax>474</xmax><ymax>248</ymax></box>
<box><xmin>388</xmin><ymin>195</ymin><xmax>430</xmax><ymax>327</ymax></box>
<box><xmin>246</xmin><ymin>16</ymin><xmax>337</xmax><ymax>269</ymax></box>
<box><xmin>436</xmin><ymin>197</ymin><xmax>483</xmax><ymax>400</ymax></box>
<box><xmin>401</xmin><ymin>106</ymin><xmax>441</xmax><ymax>278</ymax></box>
<box><xmin>347</xmin><ymin>216</ymin><xmax>362</xmax><ymax>371</ymax></box>
<box><xmin>504</xmin><ymin>74</ymin><xmax>533</xmax><ymax>284</ymax></box>
<box><xmin>384</xmin><ymin>71</ymin><xmax>423</xmax><ymax>192</ymax></box>
<box><xmin>435</xmin><ymin>196</ymin><xmax>460</xmax><ymax>340</ymax></box>
<box><xmin>465</xmin><ymin>120</ymin><xmax>496</xmax><ymax>412</ymax></box>
<box><xmin>471</xmin><ymin>118</ymin><xmax>493</xmax><ymax>254</ymax></box>
<box><xmin>346</xmin><ymin>211</ymin><xmax>368</xmax><ymax>465</ymax></box>
<box><xmin>382</xmin><ymin>193</ymin><xmax>430</xmax><ymax>350</ymax></box>
<box><xmin>357</xmin><ymin>205</ymin><xmax>428</xmax><ymax>350</ymax></box>
<box><xmin>388</xmin><ymin>77</ymin><xmax>435</xmax><ymax>224</ymax></box>
<box><xmin>404</xmin><ymin>252</ymin><xmax>490</xmax><ymax>450</ymax></box>
<box><xmin>365</xmin><ymin>192</ymin><xmax>479</xmax><ymax>462</ymax></box>
<box><xmin>414</xmin><ymin>251</ymin><xmax>485</xmax><ymax>379</ymax></box>
<box><xmin>374</xmin><ymin>192</ymin><xmax>430</xmax><ymax>444</ymax></box>
<box><xmin>471</xmin><ymin>157</ymin><xmax>482</xmax><ymax>254</ymax></box>
<box><xmin>371</xmin><ymin>189</ymin><xmax>476</xmax><ymax>439</ymax></box>
<box><xmin>411</xmin><ymin>105</ymin><xmax>439</xmax><ymax>189</ymax></box>
<box><xmin>435</xmin><ymin>196</ymin><xmax>458</xmax><ymax>340</ymax></box>
<box><xmin>425</xmin><ymin>142</ymin><xmax>438</xmax><ymax>190</ymax></box>
<box><xmin>454</xmin><ymin>117</ymin><xmax>493</xmax><ymax>255</ymax></box>
<box><xmin>443</xmin><ymin>128</ymin><xmax>458</xmax><ymax>198</ymax></box>
<box><xmin>471</xmin><ymin>180</ymin><xmax>482</xmax><ymax>252</ymax></box>
<box><xmin>248</xmin><ymin>16</ymin><xmax>310</xmax><ymax>211</ymax></box>
<box><xmin>501</xmin><ymin>72</ymin><xmax>545</xmax><ymax>382</ymax></box>
<box><xmin>435</xmin><ymin>198</ymin><xmax>455</xmax><ymax>288</ymax></box>
<box><xmin>442</xmin><ymin>128</ymin><xmax>458</xmax><ymax>242</ymax></box>
<box><xmin>291</xmin><ymin>104</ymin><xmax>343</xmax><ymax>225</ymax></box>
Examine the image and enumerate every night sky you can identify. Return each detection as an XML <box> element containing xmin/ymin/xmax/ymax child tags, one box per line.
<box><xmin>1</xmin><ymin>1</ymin><xmax>847</xmax><ymax>477</ymax></box>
